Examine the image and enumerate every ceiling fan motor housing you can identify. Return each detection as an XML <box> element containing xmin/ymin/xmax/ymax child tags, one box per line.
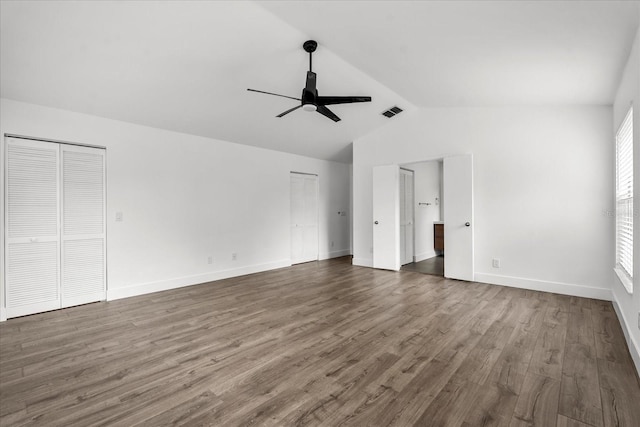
<box><xmin>303</xmin><ymin>40</ymin><xmax>318</xmax><ymax>53</ymax></box>
<box><xmin>302</xmin><ymin>70</ymin><xmax>318</xmax><ymax>108</ymax></box>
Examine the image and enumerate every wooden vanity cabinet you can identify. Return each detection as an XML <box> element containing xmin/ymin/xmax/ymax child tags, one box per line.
<box><xmin>434</xmin><ymin>223</ymin><xmax>444</xmax><ymax>251</ymax></box>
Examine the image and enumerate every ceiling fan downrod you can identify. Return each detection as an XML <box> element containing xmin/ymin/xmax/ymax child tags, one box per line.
<box><xmin>303</xmin><ymin>40</ymin><xmax>317</xmax><ymax>72</ymax></box>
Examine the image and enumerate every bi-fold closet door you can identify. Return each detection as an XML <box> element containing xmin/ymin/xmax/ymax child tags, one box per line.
<box><xmin>5</xmin><ymin>137</ymin><xmax>106</xmax><ymax>318</ymax></box>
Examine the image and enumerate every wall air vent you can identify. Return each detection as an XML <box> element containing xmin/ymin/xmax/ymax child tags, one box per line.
<box><xmin>382</xmin><ymin>106</ymin><xmax>403</xmax><ymax>118</ymax></box>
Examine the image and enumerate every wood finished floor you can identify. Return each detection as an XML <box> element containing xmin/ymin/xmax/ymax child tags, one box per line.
<box><xmin>1</xmin><ymin>257</ymin><xmax>639</xmax><ymax>427</ymax></box>
<box><xmin>401</xmin><ymin>255</ymin><xmax>445</xmax><ymax>276</ymax></box>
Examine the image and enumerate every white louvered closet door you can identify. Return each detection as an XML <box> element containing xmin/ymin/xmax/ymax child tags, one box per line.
<box><xmin>5</xmin><ymin>138</ymin><xmax>61</xmax><ymax>318</ymax></box>
<box><xmin>61</xmin><ymin>145</ymin><xmax>106</xmax><ymax>308</ymax></box>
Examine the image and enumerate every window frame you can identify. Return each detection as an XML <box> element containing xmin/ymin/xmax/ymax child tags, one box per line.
<box><xmin>614</xmin><ymin>106</ymin><xmax>634</xmax><ymax>294</ymax></box>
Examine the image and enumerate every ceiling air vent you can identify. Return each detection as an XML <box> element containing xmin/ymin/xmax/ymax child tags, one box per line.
<box><xmin>382</xmin><ymin>106</ymin><xmax>403</xmax><ymax>118</ymax></box>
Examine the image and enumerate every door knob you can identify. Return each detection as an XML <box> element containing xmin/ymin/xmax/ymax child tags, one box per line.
<box><xmin>465</xmin><ymin>222</ymin><xmax>470</xmax><ymax>227</ymax></box>
<box><xmin>374</xmin><ymin>221</ymin><xmax>379</xmax><ymax>225</ymax></box>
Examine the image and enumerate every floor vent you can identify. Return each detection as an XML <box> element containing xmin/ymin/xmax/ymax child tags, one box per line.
<box><xmin>382</xmin><ymin>106</ymin><xmax>403</xmax><ymax>118</ymax></box>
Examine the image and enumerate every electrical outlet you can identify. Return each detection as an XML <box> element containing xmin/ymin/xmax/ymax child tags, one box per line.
<box><xmin>492</xmin><ymin>258</ymin><xmax>501</xmax><ymax>268</ymax></box>
<box><xmin>207</xmin><ymin>256</ymin><xmax>213</xmax><ymax>265</ymax></box>
<box><xmin>232</xmin><ymin>253</ymin><xmax>237</xmax><ymax>261</ymax></box>
<box><xmin>115</xmin><ymin>212</ymin><xmax>123</xmax><ymax>222</ymax></box>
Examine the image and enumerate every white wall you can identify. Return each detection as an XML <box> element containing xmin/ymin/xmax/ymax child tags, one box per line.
<box><xmin>354</xmin><ymin>105</ymin><xmax>614</xmax><ymax>300</ymax></box>
<box><xmin>402</xmin><ymin>160</ymin><xmax>441</xmax><ymax>262</ymax></box>
<box><xmin>613</xmin><ymin>26</ymin><xmax>640</xmax><ymax>375</ymax></box>
<box><xmin>0</xmin><ymin>98</ymin><xmax>351</xmax><ymax>319</ymax></box>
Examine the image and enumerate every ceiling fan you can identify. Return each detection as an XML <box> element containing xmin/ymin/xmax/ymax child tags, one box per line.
<box><xmin>247</xmin><ymin>40</ymin><xmax>372</xmax><ymax>122</ymax></box>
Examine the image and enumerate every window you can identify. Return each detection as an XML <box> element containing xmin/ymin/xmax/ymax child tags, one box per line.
<box><xmin>615</xmin><ymin>106</ymin><xmax>633</xmax><ymax>293</ymax></box>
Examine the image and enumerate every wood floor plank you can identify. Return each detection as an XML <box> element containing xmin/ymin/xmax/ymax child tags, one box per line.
<box><xmin>510</xmin><ymin>372</ymin><xmax>560</xmax><ymax>427</ymax></box>
<box><xmin>598</xmin><ymin>358</ymin><xmax>640</xmax><ymax>427</ymax></box>
<box><xmin>373</xmin><ymin>350</ymin><xmax>469</xmax><ymax>426</ymax></box>
<box><xmin>461</xmin><ymin>380</ymin><xmax>519</xmax><ymax>427</ymax></box>
<box><xmin>413</xmin><ymin>377</ymin><xmax>480</xmax><ymax>427</ymax></box>
<box><xmin>559</xmin><ymin>307</ymin><xmax>604</xmax><ymax>427</ymax></box>
<box><xmin>556</xmin><ymin>414</ymin><xmax>597</xmax><ymax>427</ymax></box>
<box><xmin>0</xmin><ymin>257</ymin><xmax>638</xmax><ymax>426</ymax></box>
<box><xmin>591</xmin><ymin>305</ymin><xmax>633</xmax><ymax>365</ymax></box>
<box><xmin>527</xmin><ymin>309</ymin><xmax>568</xmax><ymax>380</ymax></box>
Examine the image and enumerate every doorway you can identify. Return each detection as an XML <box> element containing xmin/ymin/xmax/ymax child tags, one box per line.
<box><xmin>372</xmin><ymin>154</ymin><xmax>474</xmax><ymax>281</ymax></box>
<box><xmin>290</xmin><ymin>172</ymin><xmax>319</xmax><ymax>264</ymax></box>
<box><xmin>400</xmin><ymin>160</ymin><xmax>443</xmax><ymax>276</ymax></box>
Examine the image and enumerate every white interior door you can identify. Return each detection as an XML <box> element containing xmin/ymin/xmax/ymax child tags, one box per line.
<box><xmin>400</xmin><ymin>169</ymin><xmax>414</xmax><ymax>265</ymax></box>
<box><xmin>373</xmin><ymin>165</ymin><xmax>400</xmax><ymax>271</ymax></box>
<box><xmin>443</xmin><ymin>154</ymin><xmax>474</xmax><ymax>281</ymax></box>
<box><xmin>290</xmin><ymin>173</ymin><xmax>318</xmax><ymax>264</ymax></box>
<box><xmin>61</xmin><ymin>145</ymin><xmax>106</xmax><ymax>307</ymax></box>
<box><xmin>5</xmin><ymin>138</ymin><xmax>61</xmax><ymax>318</ymax></box>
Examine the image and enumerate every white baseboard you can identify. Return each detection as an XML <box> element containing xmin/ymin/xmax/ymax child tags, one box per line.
<box><xmin>352</xmin><ymin>257</ymin><xmax>373</xmax><ymax>268</ymax></box>
<box><xmin>319</xmin><ymin>249</ymin><xmax>351</xmax><ymax>260</ymax></box>
<box><xmin>612</xmin><ymin>300</ymin><xmax>640</xmax><ymax>378</ymax></box>
<box><xmin>414</xmin><ymin>252</ymin><xmax>437</xmax><ymax>263</ymax></box>
<box><xmin>474</xmin><ymin>272</ymin><xmax>612</xmax><ymax>301</ymax></box>
<box><xmin>107</xmin><ymin>259</ymin><xmax>291</xmax><ymax>301</ymax></box>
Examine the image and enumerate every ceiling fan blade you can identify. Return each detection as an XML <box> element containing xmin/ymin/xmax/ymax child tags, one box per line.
<box><xmin>247</xmin><ymin>88</ymin><xmax>301</xmax><ymax>101</ymax></box>
<box><xmin>316</xmin><ymin>105</ymin><xmax>341</xmax><ymax>122</ymax></box>
<box><xmin>277</xmin><ymin>104</ymin><xmax>303</xmax><ymax>118</ymax></box>
<box><xmin>316</xmin><ymin>96</ymin><xmax>372</xmax><ymax>105</ymax></box>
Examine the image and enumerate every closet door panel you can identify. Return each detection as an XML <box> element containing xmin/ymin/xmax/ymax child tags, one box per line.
<box><xmin>6</xmin><ymin>241</ymin><xmax>60</xmax><ymax>317</ymax></box>
<box><xmin>61</xmin><ymin>146</ymin><xmax>106</xmax><ymax>306</ymax></box>
<box><xmin>62</xmin><ymin>238</ymin><xmax>105</xmax><ymax>307</ymax></box>
<box><xmin>5</xmin><ymin>138</ymin><xmax>61</xmax><ymax>317</ymax></box>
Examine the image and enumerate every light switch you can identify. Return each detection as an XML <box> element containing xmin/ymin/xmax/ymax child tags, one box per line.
<box><xmin>115</xmin><ymin>212</ymin><xmax>123</xmax><ymax>222</ymax></box>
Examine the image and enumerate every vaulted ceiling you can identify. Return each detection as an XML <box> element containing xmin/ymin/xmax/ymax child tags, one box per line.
<box><xmin>1</xmin><ymin>1</ymin><xmax>638</xmax><ymax>163</ymax></box>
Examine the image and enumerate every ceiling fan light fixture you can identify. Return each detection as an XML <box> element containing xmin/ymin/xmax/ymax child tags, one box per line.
<box><xmin>302</xmin><ymin>103</ymin><xmax>317</xmax><ymax>112</ymax></box>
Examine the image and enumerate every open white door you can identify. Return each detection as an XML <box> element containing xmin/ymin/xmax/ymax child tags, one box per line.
<box><xmin>443</xmin><ymin>154</ymin><xmax>474</xmax><ymax>281</ymax></box>
<box><xmin>373</xmin><ymin>165</ymin><xmax>400</xmax><ymax>271</ymax></box>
